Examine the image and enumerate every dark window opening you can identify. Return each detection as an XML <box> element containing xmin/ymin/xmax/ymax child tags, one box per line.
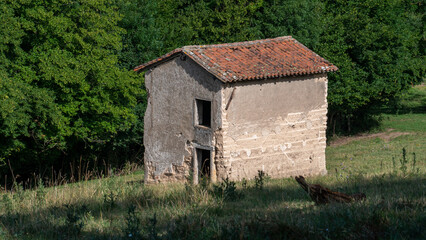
<box><xmin>196</xmin><ymin>148</ymin><xmax>210</xmax><ymax>178</ymax></box>
<box><xmin>195</xmin><ymin>99</ymin><xmax>211</xmax><ymax>127</ymax></box>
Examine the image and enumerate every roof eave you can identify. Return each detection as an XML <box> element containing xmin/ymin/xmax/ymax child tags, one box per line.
<box><xmin>218</xmin><ymin>66</ymin><xmax>339</xmax><ymax>83</ymax></box>
<box><xmin>133</xmin><ymin>48</ymin><xmax>183</xmax><ymax>73</ymax></box>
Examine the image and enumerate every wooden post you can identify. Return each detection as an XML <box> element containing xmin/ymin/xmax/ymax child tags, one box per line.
<box><xmin>193</xmin><ymin>151</ymin><xmax>198</xmax><ymax>185</ymax></box>
<box><xmin>210</xmin><ymin>150</ymin><xmax>216</xmax><ymax>183</ymax></box>
<box><xmin>295</xmin><ymin>176</ymin><xmax>366</xmax><ymax>204</ymax></box>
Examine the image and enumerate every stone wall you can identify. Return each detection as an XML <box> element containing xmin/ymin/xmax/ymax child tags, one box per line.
<box><xmin>217</xmin><ymin>74</ymin><xmax>328</xmax><ymax>180</ymax></box>
<box><xmin>143</xmin><ymin>56</ymin><xmax>222</xmax><ymax>183</ymax></box>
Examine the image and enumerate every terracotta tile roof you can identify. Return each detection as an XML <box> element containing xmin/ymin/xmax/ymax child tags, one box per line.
<box><xmin>134</xmin><ymin>36</ymin><xmax>338</xmax><ymax>82</ymax></box>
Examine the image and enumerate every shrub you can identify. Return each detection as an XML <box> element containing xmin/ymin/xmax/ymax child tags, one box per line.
<box><xmin>213</xmin><ymin>177</ymin><xmax>243</xmax><ymax>201</ymax></box>
<box><xmin>254</xmin><ymin>170</ymin><xmax>270</xmax><ymax>190</ymax></box>
<box><xmin>125</xmin><ymin>205</ymin><xmax>142</xmax><ymax>239</ymax></box>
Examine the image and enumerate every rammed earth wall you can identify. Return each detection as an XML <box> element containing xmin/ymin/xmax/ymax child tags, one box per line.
<box><xmin>216</xmin><ymin>74</ymin><xmax>328</xmax><ymax>180</ymax></box>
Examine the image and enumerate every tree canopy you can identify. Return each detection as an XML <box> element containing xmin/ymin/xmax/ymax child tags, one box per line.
<box><xmin>318</xmin><ymin>0</ymin><xmax>425</xmax><ymax>132</ymax></box>
<box><xmin>0</xmin><ymin>0</ymin><xmax>141</xmax><ymax>176</ymax></box>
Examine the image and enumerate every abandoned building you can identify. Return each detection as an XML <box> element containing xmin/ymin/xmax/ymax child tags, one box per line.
<box><xmin>134</xmin><ymin>36</ymin><xmax>338</xmax><ymax>184</ymax></box>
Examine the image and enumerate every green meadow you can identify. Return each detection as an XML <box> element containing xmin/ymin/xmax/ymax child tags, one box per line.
<box><xmin>0</xmin><ymin>85</ymin><xmax>424</xmax><ymax>240</ymax></box>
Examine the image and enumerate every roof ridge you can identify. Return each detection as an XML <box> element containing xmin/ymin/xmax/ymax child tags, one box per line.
<box><xmin>183</xmin><ymin>36</ymin><xmax>293</xmax><ymax>50</ymax></box>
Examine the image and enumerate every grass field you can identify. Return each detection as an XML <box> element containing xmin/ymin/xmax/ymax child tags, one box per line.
<box><xmin>0</xmin><ymin>85</ymin><xmax>424</xmax><ymax>239</ymax></box>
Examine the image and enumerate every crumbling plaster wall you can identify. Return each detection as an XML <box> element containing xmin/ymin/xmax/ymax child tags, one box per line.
<box><xmin>144</xmin><ymin>56</ymin><xmax>222</xmax><ymax>183</ymax></box>
<box><xmin>218</xmin><ymin>74</ymin><xmax>328</xmax><ymax>180</ymax></box>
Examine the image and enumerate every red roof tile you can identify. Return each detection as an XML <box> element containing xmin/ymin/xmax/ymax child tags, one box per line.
<box><xmin>134</xmin><ymin>36</ymin><xmax>338</xmax><ymax>82</ymax></box>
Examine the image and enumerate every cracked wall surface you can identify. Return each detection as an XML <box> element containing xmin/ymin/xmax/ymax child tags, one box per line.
<box><xmin>144</xmin><ymin>59</ymin><xmax>328</xmax><ymax>183</ymax></box>
<box><xmin>143</xmin><ymin>57</ymin><xmax>222</xmax><ymax>183</ymax></box>
<box><xmin>218</xmin><ymin>74</ymin><xmax>328</xmax><ymax>180</ymax></box>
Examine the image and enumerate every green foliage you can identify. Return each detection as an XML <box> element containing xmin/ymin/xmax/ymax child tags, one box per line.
<box><xmin>400</xmin><ymin>147</ymin><xmax>408</xmax><ymax>176</ymax></box>
<box><xmin>0</xmin><ymin>73</ymin><xmax>60</xmax><ymax>166</ymax></box>
<box><xmin>0</xmin><ymin>0</ymin><xmax>141</xmax><ymax>177</ymax></box>
<box><xmin>116</xmin><ymin>0</ymin><xmax>164</xmax><ymax>70</ymax></box>
<box><xmin>1</xmin><ymin>193</ymin><xmax>13</xmax><ymax>215</ymax></box>
<box><xmin>241</xmin><ymin>178</ymin><xmax>248</xmax><ymax>189</ymax></box>
<box><xmin>255</xmin><ymin>0</ymin><xmax>325</xmax><ymax>49</ymax></box>
<box><xmin>64</xmin><ymin>204</ymin><xmax>88</xmax><ymax>237</ymax></box>
<box><xmin>158</xmin><ymin>0</ymin><xmax>263</xmax><ymax>49</ymax></box>
<box><xmin>199</xmin><ymin>175</ymin><xmax>210</xmax><ymax>191</ymax></box>
<box><xmin>103</xmin><ymin>190</ymin><xmax>117</xmax><ymax>209</ymax></box>
<box><xmin>213</xmin><ymin>176</ymin><xmax>242</xmax><ymax>201</ymax></box>
<box><xmin>384</xmin><ymin>83</ymin><xmax>426</xmax><ymax>114</ymax></box>
<box><xmin>148</xmin><ymin>213</ymin><xmax>159</xmax><ymax>240</ymax></box>
<box><xmin>318</xmin><ymin>0</ymin><xmax>425</xmax><ymax>134</ymax></box>
<box><xmin>396</xmin><ymin>147</ymin><xmax>419</xmax><ymax>176</ymax></box>
<box><xmin>254</xmin><ymin>170</ymin><xmax>269</xmax><ymax>190</ymax></box>
<box><xmin>125</xmin><ymin>205</ymin><xmax>142</xmax><ymax>239</ymax></box>
<box><xmin>35</xmin><ymin>178</ymin><xmax>46</xmax><ymax>207</ymax></box>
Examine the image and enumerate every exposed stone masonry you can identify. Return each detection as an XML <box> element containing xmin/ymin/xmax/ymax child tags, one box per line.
<box><xmin>217</xmin><ymin>74</ymin><xmax>328</xmax><ymax>181</ymax></box>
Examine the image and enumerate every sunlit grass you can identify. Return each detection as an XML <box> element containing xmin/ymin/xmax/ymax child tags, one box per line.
<box><xmin>326</xmin><ymin>134</ymin><xmax>425</xmax><ymax>176</ymax></box>
<box><xmin>380</xmin><ymin>113</ymin><xmax>426</xmax><ymax>132</ymax></box>
<box><xmin>0</xmin><ymin>85</ymin><xmax>425</xmax><ymax>239</ymax></box>
<box><xmin>1</xmin><ymin>129</ymin><xmax>424</xmax><ymax>239</ymax></box>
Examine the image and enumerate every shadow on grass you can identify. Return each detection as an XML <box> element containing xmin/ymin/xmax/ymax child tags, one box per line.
<box><xmin>380</xmin><ymin>87</ymin><xmax>426</xmax><ymax>115</ymax></box>
<box><xmin>380</xmin><ymin>105</ymin><xmax>426</xmax><ymax>115</ymax></box>
<box><xmin>1</xmin><ymin>174</ymin><xmax>424</xmax><ymax>239</ymax></box>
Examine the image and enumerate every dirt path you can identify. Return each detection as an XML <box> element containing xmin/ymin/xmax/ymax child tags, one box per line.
<box><xmin>329</xmin><ymin>129</ymin><xmax>411</xmax><ymax>147</ymax></box>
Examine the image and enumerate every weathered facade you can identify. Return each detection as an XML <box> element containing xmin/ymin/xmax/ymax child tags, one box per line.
<box><xmin>135</xmin><ymin>36</ymin><xmax>338</xmax><ymax>184</ymax></box>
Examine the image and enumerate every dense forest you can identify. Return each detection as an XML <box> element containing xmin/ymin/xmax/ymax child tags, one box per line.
<box><xmin>0</xmin><ymin>0</ymin><xmax>424</xmax><ymax>184</ymax></box>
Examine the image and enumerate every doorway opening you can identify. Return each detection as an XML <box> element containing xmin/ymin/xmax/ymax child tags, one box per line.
<box><xmin>196</xmin><ymin>148</ymin><xmax>211</xmax><ymax>178</ymax></box>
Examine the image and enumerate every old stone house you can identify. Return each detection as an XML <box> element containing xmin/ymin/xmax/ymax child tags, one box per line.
<box><xmin>134</xmin><ymin>36</ymin><xmax>338</xmax><ymax>184</ymax></box>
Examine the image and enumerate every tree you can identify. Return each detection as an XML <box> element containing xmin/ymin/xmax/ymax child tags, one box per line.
<box><xmin>318</xmin><ymin>0</ymin><xmax>425</xmax><ymax>134</ymax></box>
<box><xmin>158</xmin><ymin>0</ymin><xmax>263</xmax><ymax>50</ymax></box>
<box><xmin>0</xmin><ymin>0</ymin><xmax>141</xmax><ymax>178</ymax></box>
<box><xmin>254</xmin><ymin>0</ymin><xmax>325</xmax><ymax>49</ymax></box>
<box><xmin>116</xmin><ymin>0</ymin><xmax>164</xmax><ymax>70</ymax></box>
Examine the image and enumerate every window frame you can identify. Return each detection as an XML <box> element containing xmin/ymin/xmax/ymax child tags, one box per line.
<box><xmin>194</xmin><ymin>98</ymin><xmax>212</xmax><ymax>128</ymax></box>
